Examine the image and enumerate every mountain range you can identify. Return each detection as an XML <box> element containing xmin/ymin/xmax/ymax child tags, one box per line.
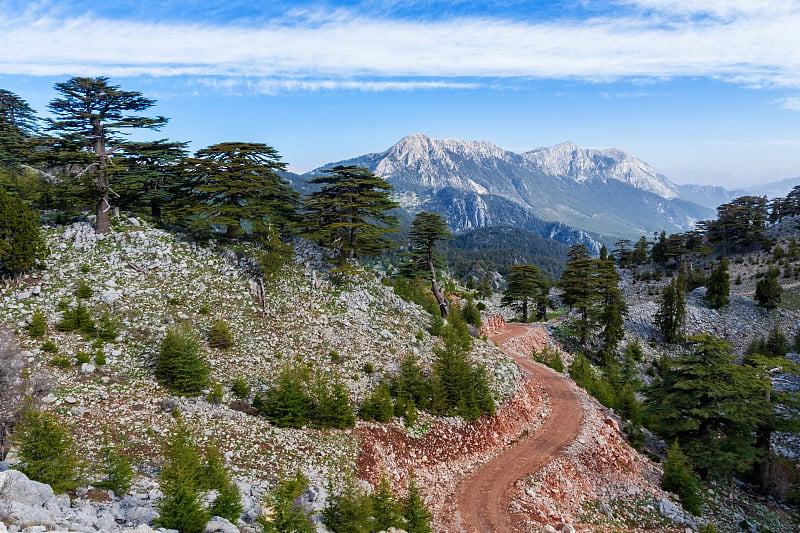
<box><xmin>287</xmin><ymin>133</ymin><xmax>798</xmax><ymax>250</ymax></box>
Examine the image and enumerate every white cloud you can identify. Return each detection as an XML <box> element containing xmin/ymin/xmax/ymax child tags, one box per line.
<box><xmin>779</xmin><ymin>97</ymin><xmax>800</xmax><ymax>110</ymax></box>
<box><xmin>2</xmin><ymin>4</ymin><xmax>800</xmax><ymax>91</ymax></box>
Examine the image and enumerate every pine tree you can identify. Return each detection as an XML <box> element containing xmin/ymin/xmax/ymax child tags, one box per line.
<box><xmin>661</xmin><ymin>441</ymin><xmax>703</xmax><ymax>515</ymax></box>
<box><xmin>155</xmin><ymin>327</ymin><xmax>210</xmax><ymax>396</ymax></box>
<box><xmin>303</xmin><ymin>165</ymin><xmax>398</xmax><ymax>263</ymax></box>
<box><xmin>404</xmin><ymin>211</ymin><xmax>452</xmax><ymax>317</ymax></box>
<box><xmin>322</xmin><ymin>476</ymin><xmax>374</xmax><ymax>533</ymax></box>
<box><xmin>705</xmin><ymin>257</ymin><xmax>730</xmax><ymax>308</ymax></box>
<box><xmin>0</xmin><ymin>188</ymin><xmax>46</xmax><ymax>277</ymax></box>
<box><xmin>260</xmin><ymin>470</ymin><xmax>315</xmax><ymax>533</ymax></box>
<box><xmin>501</xmin><ymin>264</ymin><xmax>549</xmax><ymax>322</ymax></box>
<box><xmin>360</xmin><ymin>381</ymin><xmax>394</xmax><ymax>423</ymax></box>
<box><xmin>115</xmin><ymin>139</ymin><xmax>188</xmax><ymax>218</ymax></box>
<box><xmin>655</xmin><ymin>277</ymin><xmax>686</xmax><ymax>344</ymax></box>
<box><xmin>47</xmin><ymin>77</ymin><xmax>168</xmax><ymax>234</ymax></box>
<box><xmin>207</xmin><ymin>319</ymin><xmax>234</xmax><ymax>350</ymax></box>
<box><xmin>645</xmin><ymin>334</ymin><xmax>771</xmax><ymax>479</ymax></box>
<box><xmin>311</xmin><ymin>371</ymin><xmax>355</xmax><ymax>429</ymax></box>
<box><xmin>258</xmin><ymin>364</ymin><xmax>312</xmax><ymax>428</ymax></box>
<box><xmin>94</xmin><ymin>439</ymin><xmax>134</xmax><ymax>496</ymax></box>
<box><xmin>372</xmin><ymin>473</ymin><xmax>404</xmax><ymax>531</ymax></box>
<box><xmin>0</xmin><ymin>89</ymin><xmax>39</xmax><ymax>171</ymax></box>
<box><xmin>27</xmin><ymin>309</ymin><xmax>47</xmax><ymax>338</ymax></box>
<box><xmin>755</xmin><ymin>270</ymin><xmax>781</xmax><ymax>309</ymax></box>
<box><xmin>13</xmin><ymin>402</ymin><xmax>80</xmax><ymax>493</ymax></box>
<box><xmin>175</xmin><ymin>142</ymin><xmax>299</xmax><ymax>237</ymax></box>
<box><xmin>403</xmin><ymin>473</ymin><xmax>432</xmax><ymax>533</ymax></box>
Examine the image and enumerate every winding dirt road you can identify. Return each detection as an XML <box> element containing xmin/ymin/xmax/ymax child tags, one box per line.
<box><xmin>455</xmin><ymin>323</ymin><xmax>584</xmax><ymax>532</ymax></box>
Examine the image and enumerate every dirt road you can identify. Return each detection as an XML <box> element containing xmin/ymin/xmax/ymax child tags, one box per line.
<box><xmin>455</xmin><ymin>323</ymin><xmax>584</xmax><ymax>532</ymax></box>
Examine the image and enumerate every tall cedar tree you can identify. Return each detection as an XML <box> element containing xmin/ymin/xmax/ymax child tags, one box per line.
<box><xmin>0</xmin><ymin>188</ymin><xmax>46</xmax><ymax>276</ymax></box>
<box><xmin>405</xmin><ymin>211</ymin><xmax>451</xmax><ymax>317</ymax></box>
<box><xmin>303</xmin><ymin>165</ymin><xmax>398</xmax><ymax>263</ymax></box>
<box><xmin>115</xmin><ymin>139</ymin><xmax>188</xmax><ymax>218</ymax></box>
<box><xmin>655</xmin><ymin>275</ymin><xmax>686</xmax><ymax>344</ymax></box>
<box><xmin>501</xmin><ymin>264</ymin><xmax>549</xmax><ymax>322</ymax></box>
<box><xmin>742</xmin><ymin>343</ymin><xmax>800</xmax><ymax>490</ymax></box>
<box><xmin>645</xmin><ymin>334</ymin><xmax>771</xmax><ymax>480</ymax></box>
<box><xmin>557</xmin><ymin>244</ymin><xmax>625</xmax><ymax>350</ymax></box>
<box><xmin>13</xmin><ymin>402</ymin><xmax>80</xmax><ymax>493</ymax></box>
<box><xmin>47</xmin><ymin>77</ymin><xmax>167</xmax><ymax>234</ymax></box>
<box><xmin>705</xmin><ymin>257</ymin><xmax>730</xmax><ymax>308</ymax></box>
<box><xmin>0</xmin><ymin>89</ymin><xmax>39</xmax><ymax>171</ymax></box>
<box><xmin>176</xmin><ymin>142</ymin><xmax>299</xmax><ymax>237</ymax></box>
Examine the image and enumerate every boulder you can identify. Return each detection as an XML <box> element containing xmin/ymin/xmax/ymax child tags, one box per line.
<box><xmin>0</xmin><ymin>469</ymin><xmax>54</xmax><ymax>507</ymax></box>
<box><xmin>204</xmin><ymin>517</ymin><xmax>239</xmax><ymax>533</ymax></box>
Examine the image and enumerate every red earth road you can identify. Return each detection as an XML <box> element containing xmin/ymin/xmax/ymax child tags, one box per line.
<box><xmin>455</xmin><ymin>323</ymin><xmax>584</xmax><ymax>532</ymax></box>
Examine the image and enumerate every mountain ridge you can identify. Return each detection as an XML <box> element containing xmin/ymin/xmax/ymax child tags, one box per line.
<box><xmin>296</xmin><ymin>133</ymin><xmax>713</xmax><ymax>244</ymax></box>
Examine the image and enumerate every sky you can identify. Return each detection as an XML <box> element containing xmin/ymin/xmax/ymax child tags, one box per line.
<box><xmin>2</xmin><ymin>0</ymin><xmax>800</xmax><ymax>187</ymax></box>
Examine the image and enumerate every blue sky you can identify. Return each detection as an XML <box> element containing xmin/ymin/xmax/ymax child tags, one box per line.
<box><xmin>2</xmin><ymin>0</ymin><xmax>800</xmax><ymax>187</ymax></box>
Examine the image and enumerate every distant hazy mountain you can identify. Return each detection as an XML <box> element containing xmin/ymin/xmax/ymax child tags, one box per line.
<box><xmin>297</xmin><ymin>134</ymin><xmax>713</xmax><ymax>247</ymax></box>
<box><xmin>674</xmin><ymin>177</ymin><xmax>800</xmax><ymax>210</ymax></box>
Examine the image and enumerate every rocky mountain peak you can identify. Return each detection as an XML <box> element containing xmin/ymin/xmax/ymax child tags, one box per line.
<box><xmin>523</xmin><ymin>142</ymin><xmax>680</xmax><ymax>199</ymax></box>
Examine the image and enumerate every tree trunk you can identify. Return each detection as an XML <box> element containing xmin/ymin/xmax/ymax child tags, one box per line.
<box><xmin>521</xmin><ymin>300</ymin><xmax>528</xmax><ymax>323</ymax></box>
<box><xmin>92</xmin><ymin>118</ymin><xmax>111</xmax><ymax>234</ymax></box>
<box><xmin>427</xmin><ymin>248</ymin><xmax>448</xmax><ymax>318</ymax></box>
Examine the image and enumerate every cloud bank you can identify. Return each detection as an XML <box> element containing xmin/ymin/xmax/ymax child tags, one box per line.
<box><xmin>1</xmin><ymin>1</ymin><xmax>799</xmax><ymax>92</ymax></box>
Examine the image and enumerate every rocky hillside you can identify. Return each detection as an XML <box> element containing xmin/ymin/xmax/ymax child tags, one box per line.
<box><xmin>0</xmin><ymin>216</ymin><xmax>520</xmax><ymax>530</ymax></box>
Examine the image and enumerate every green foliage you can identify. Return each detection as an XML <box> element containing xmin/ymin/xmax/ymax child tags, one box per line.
<box><xmin>41</xmin><ymin>339</ymin><xmax>58</xmax><ymax>353</ymax></box>
<box><xmin>207</xmin><ymin>382</ymin><xmax>224</xmax><ymax>404</ymax></box>
<box><xmin>252</xmin><ymin>223</ymin><xmax>295</xmax><ymax>279</ymax></box>
<box><xmin>705</xmin><ymin>258</ymin><xmax>730</xmax><ymax>308</ymax></box>
<box><xmin>57</xmin><ymin>303</ymin><xmax>96</xmax><ymax>335</ymax></box>
<box><xmin>155</xmin><ymin>327</ymin><xmax>210</xmax><ymax>396</ymax></box>
<box><xmin>393</xmin><ymin>354</ymin><xmax>431</xmax><ymax>415</ymax></box>
<box><xmin>403</xmin><ymin>473</ymin><xmax>432</xmax><ymax>533</ymax></box>
<box><xmin>94</xmin><ymin>440</ymin><xmax>134</xmax><ymax>496</ymax></box>
<box><xmin>27</xmin><ymin>310</ymin><xmax>46</xmax><ymax>338</ymax></box>
<box><xmin>259</xmin><ymin>470</ymin><xmax>315</xmax><ymax>533</ymax></box>
<box><xmin>371</xmin><ymin>474</ymin><xmax>404</xmax><ymax>531</ymax></box>
<box><xmin>645</xmin><ymin>334</ymin><xmax>772</xmax><ymax>480</ymax></box>
<box><xmin>50</xmin><ymin>355</ymin><xmax>71</xmax><ymax>368</ymax></box>
<box><xmin>311</xmin><ymin>372</ymin><xmax>355</xmax><ymax>429</ymax></box>
<box><xmin>755</xmin><ymin>270</ymin><xmax>782</xmax><ymax>309</ymax></box>
<box><xmin>256</xmin><ymin>364</ymin><xmax>312</xmax><ymax>428</ymax></box>
<box><xmin>661</xmin><ymin>441</ymin><xmax>703</xmax><ymax>516</ymax></box>
<box><xmin>360</xmin><ymin>381</ymin><xmax>395</xmax><ymax>423</ymax></box>
<box><xmin>445</xmin><ymin>225</ymin><xmax>568</xmax><ymax>283</ymax></box>
<box><xmin>557</xmin><ymin>244</ymin><xmax>626</xmax><ymax>350</ymax></box>
<box><xmin>461</xmin><ymin>297</ymin><xmax>481</xmax><ymax>328</ymax></box>
<box><xmin>303</xmin><ymin>165</ymin><xmax>399</xmax><ymax>262</ymax></box>
<box><xmin>502</xmin><ymin>264</ymin><xmax>549</xmax><ymax>322</ymax></box>
<box><xmin>532</xmin><ymin>344</ymin><xmax>564</xmax><ymax>373</ymax></box>
<box><xmin>231</xmin><ymin>377</ymin><xmax>250</xmax><ymax>399</ymax></box>
<box><xmin>430</xmin><ymin>307</ymin><xmax>494</xmax><ymax>421</ymax></box>
<box><xmin>75</xmin><ymin>280</ymin><xmax>93</xmax><ymax>299</ymax></box>
<box><xmin>94</xmin><ymin>349</ymin><xmax>106</xmax><ymax>366</ymax></box>
<box><xmin>0</xmin><ymin>188</ymin><xmax>46</xmax><ymax>276</ymax></box>
<box><xmin>174</xmin><ymin>142</ymin><xmax>299</xmax><ymax>238</ymax></box>
<box><xmin>403</xmin><ymin>211</ymin><xmax>451</xmax><ymax>317</ymax></box>
<box><xmin>96</xmin><ymin>311</ymin><xmax>120</xmax><ymax>342</ymax></box>
<box><xmin>115</xmin><ymin>139</ymin><xmax>188</xmax><ymax>219</ymax></box>
<box><xmin>655</xmin><ymin>276</ymin><xmax>686</xmax><ymax>344</ymax></box>
<box><xmin>47</xmin><ymin>77</ymin><xmax>168</xmax><ymax>234</ymax></box>
<box><xmin>13</xmin><ymin>402</ymin><xmax>80</xmax><ymax>493</ymax></box>
<box><xmin>157</xmin><ymin>420</ymin><xmax>241</xmax><ymax>531</ymax></box>
<box><xmin>207</xmin><ymin>319</ymin><xmax>234</xmax><ymax>350</ymax></box>
<box><xmin>75</xmin><ymin>351</ymin><xmax>91</xmax><ymax>365</ymax></box>
<box><xmin>322</xmin><ymin>476</ymin><xmax>374</xmax><ymax>533</ymax></box>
